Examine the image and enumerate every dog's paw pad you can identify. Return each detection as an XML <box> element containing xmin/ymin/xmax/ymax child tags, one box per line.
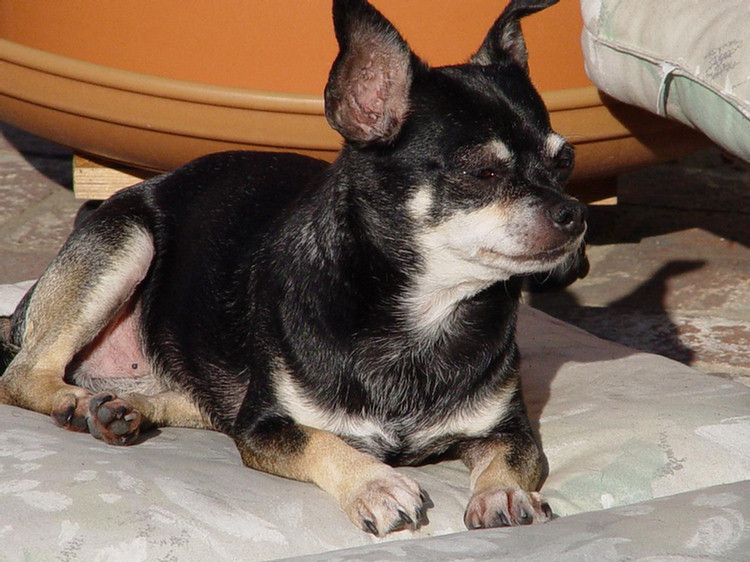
<box><xmin>51</xmin><ymin>391</ymin><xmax>91</xmax><ymax>433</ymax></box>
<box><xmin>88</xmin><ymin>392</ymin><xmax>141</xmax><ymax>446</ymax></box>
<box><xmin>464</xmin><ymin>488</ymin><xmax>553</xmax><ymax>530</ymax></box>
<box><xmin>344</xmin><ymin>468</ymin><xmax>431</xmax><ymax>537</ymax></box>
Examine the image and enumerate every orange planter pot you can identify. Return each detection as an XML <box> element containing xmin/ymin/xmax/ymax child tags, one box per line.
<box><xmin>0</xmin><ymin>0</ymin><xmax>706</xmax><ymax>197</ymax></box>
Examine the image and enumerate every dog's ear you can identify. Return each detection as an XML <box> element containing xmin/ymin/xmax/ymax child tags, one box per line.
<box><xmin>325</xmin><ymin>0</ymin><xmax>414</xmax><ymax>144</ymax></box>
<box><xmin>471</xmin><ymin>0</ymin><xmax>558</xmax><ymax>70</ymax></box>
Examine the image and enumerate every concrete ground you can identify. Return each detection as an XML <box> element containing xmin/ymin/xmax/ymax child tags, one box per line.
<box><xmin>528</xmin><ymin>150</ymin><xmax>750</xmax><ymax>387</ymax></box>
<box><xmin>1</xmin><ymin>121</ymin><xmax>749</xmax><ymax>386</ymax></box>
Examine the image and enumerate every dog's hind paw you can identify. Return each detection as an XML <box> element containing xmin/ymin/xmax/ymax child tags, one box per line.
<box><xmin>50</xmin><ymin>389</ymin><xmax>93</xmax><ymax>433</ymax></box>
<box><xmin>463</xmin><ymin>488</ymin><xmax>553</xmax><ymax>529</ymax></box>
<box><xmin>87</xmin><ymin>392</ymin><xmax>142</xmax><ymax>446</ymax></box>
<box><xmin>343</xmin><ymin>467</ymin><xmax>431</xmax><ymax>537</ymax></box>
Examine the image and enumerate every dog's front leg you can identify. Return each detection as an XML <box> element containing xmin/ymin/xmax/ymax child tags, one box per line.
<box><xmin>233</xmin><ymin>417</ymin><xmax>430</xmax><ymax>536</ymax></box>
<box><xmin>458</xmin><ymin>433</ymin><xmax>553</xmax><ymax>529</ymax></box>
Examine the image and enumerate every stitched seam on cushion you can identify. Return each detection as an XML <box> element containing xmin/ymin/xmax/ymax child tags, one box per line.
<box><xmin>584</xmin><ymin>29</ymin><xmax>750</xmax><ymax>120</ymax></box>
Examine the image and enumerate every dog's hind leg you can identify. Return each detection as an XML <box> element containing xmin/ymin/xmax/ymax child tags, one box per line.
<box><xmin>125</xmin><ymin>391</ymin><xmax>211</xmax><ymax>430</ymax></box>
<box><xmin>0</xmin><ymin>218</ymin><xmax>154</xmax><ymax>445</ymax></box>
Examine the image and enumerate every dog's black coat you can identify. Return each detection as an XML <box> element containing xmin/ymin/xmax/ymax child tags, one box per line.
<box><xmin>49</xmin><ymin>144</ymin><xmax>527</xmax><ymax>465</ymax></box>
<box><xmin>1</xmin><ymin>0</ymin><xmax>587</xmax><ymax>534</ymax></box>
<box><xmin>6</xmin><ymin>1</ymin><xmax>580</xmax><ymax>457</ymax></box>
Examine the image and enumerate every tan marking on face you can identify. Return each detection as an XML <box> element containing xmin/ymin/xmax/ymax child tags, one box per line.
<box><xmin>408</xmin><ymin>186</ymin><xmax>434</xmax><ymax>221</ymax></box>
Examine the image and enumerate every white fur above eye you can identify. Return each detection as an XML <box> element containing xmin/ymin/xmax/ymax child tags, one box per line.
<box><xmin>488</xmin><ymin>140</ymin><xmax>514</xmax><ymax>165</ymax></box>
<box><xmin>545</xmin><ymin>133</ymin><xmax>567</xmax><ymax>158</ymax></box>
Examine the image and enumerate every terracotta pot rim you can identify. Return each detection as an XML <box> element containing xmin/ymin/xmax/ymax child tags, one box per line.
<box><xmin>1</xmin><ymin>38</ymin><xmax>607</xmax><ymax>117</ymax></box>
<box><xmin>0</xmin><ymin>36</ymin><xmax>708</xmax><ymax>193</ymax></box>
<box><xmin>0</xmin><ymin>38</ymin><xmax>324</xmax><ymax>115</ymax></box>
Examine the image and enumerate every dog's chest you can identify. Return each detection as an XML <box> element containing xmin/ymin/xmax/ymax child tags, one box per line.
<box><xmin>274</xmin><ymin>367</ymin><xmax>514</xmax><ymax>460</ymax></box>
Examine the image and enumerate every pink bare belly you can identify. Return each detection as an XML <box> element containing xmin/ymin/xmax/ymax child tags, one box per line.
<box><xmin>67</xmin><ymin>300</ymin><xmax>162</xmax><ymax>394</ymax></box>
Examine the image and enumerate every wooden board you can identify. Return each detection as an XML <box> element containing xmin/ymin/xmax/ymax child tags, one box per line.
<box><xmin>73</xmin><ymin>154</ymin><xmax>156</xmax><ymax>200</ymax></box>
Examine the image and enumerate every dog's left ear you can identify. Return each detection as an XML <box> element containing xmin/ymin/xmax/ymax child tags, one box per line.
<box><xmin>325</xmin><ymin>0</ymin><xmax>415</xmax><ymax>144</ymax></box>
<box><xmin>471</xmin><ymin>0</ymin><xmax>559</xmax><ymax>70</ymax></box>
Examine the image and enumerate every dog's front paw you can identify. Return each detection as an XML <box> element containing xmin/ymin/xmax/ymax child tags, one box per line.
<box><xmin>87</xmin><ymin>392</ymin><xmax>142</xmax><ymax>446</ymax></box>
<box><xmin>464</xmin><ymin>488</ymin><xmax>553</xmax><ymax>529</ymax></box>
<box><xmin>342</xmin><ymin>467</ymin><xmax>431</xmax><ymax>537</ymax></box>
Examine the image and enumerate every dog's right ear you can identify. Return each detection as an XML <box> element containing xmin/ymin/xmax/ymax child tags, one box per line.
<box><xmin>325</xmin><ymin>0</ymin><xmax>414</xmax><ymax>144</ymax></box>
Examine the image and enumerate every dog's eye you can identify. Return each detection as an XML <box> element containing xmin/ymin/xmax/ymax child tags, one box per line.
<box><xmin>475</xmin><ymin>168</ymin><xmax>497</xmax><ymax>180</ymax></box>
<box><xmin>460</xmin><ymin>164</ymin><xmax>506</xmax><ymax>181</ymax></box>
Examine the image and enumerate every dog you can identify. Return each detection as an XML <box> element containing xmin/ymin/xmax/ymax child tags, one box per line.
<box><xmin>0</xmin><ymin>0</ymin><xmax>586</xmax><ymax>536</ymax></box>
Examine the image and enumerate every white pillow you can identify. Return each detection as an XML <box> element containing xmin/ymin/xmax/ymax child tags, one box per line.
<box><xmin>581</xmin><ymin>0</ymin><xmax>750</xmax><ymax>162</ymax></box>
<box><xmin>1</xmin><ymin>291</ymin><xmax>748</xmax><ymax>561</ymax></box>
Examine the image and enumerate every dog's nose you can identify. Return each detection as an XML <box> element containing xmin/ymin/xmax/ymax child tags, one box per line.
<box><xmin>547</xmin><ymin>200</ymin><xmax>587</xmax><ymax>235</ymax></box>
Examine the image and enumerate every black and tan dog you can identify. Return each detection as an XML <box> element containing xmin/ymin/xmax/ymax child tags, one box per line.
<box><xmin>0</xmin><ymin>0</ymin><xmax>587</xmax><ymax>536</ymax></box>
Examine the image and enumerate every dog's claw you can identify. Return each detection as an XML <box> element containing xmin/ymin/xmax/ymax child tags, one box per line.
<box><xmin>344</xmin><ymin>467</ymin><xmax>430</xmax><ymax>537</ymax></box>
<box><xmin>363</xmin><ymin>519</ymin><xmax>379</xmax><ymax>536</ymax></box>
<box><xmin>54</xmin><ymin>407</ymin><xmax>88</xmax><ymax>432</ymax></box>
<box><xmin>414</xmin><ymin>506</ymin><xmax>424</xmax><ymax>523</ymax></box>
<box><xmin>419</xmin><ymin>489</ymin><xmax>432</xmax><ymax>505</ymax></box>
<box><xmin>541</xmin><ymin>502</ymin><xmax>553</xmax><ymax>519</ymax></box>
<box><xmin>387</xmin><ymin>508</ymin><xmax>419</xmax><ymax>534</ymax></box>
<box><xmin>50</xmin><ymin>391</ymin><xmax>90</xmax><ymax>433</ymax></box>
<box><xmin>51</xmin><ymin>407</ymin><xmax>72</xmax><ymax>427</ymax></box>
<box><xmin>398</xmin><ymin>509</ymin><xmax>413</xmax><ymax>526</ymax></box>
<box><xmin>93</xmin><ymin>394</ymin><xmax>118</xmax><ymax>424</ymax></box>
<box><xmin>464</xmin><ymin>488</ymin><xmax>552</xmax><ymax>530</ymax></box>
<box><xmin>494</xmin><ymin>510</ymin><xmax>511</xmax><ymax>527</ymax></box>
<box><xmin>519</xmin><ymin>507</ymin><xmax>533</xmax><ymax>525</ymax></box>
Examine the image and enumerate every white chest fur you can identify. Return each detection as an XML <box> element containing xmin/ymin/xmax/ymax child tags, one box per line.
<box><xmin>273</xmin><ymin>362</ymin><xmax>515</xmax><ymax>456</ymax></box>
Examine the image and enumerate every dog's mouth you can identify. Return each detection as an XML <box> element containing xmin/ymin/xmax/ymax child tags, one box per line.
<box><xmin>476</xmin><ymin>234</ymin><xmax>585</xmax><ymax>269</ymax></box>
<box><xmin>478</xmin><ymin>246</ymin><xmax>567</xmax><ymax>264</ymax></box>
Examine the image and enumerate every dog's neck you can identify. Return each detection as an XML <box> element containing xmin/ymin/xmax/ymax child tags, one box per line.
<box><xmin>276</xmin><ymin>162</ymin><xmax>521</xmax><ymax>346</ymax></box>
<box><xmin>261</xmin><ymin>164</ymin><xmax>522</xmax><ymax>421</ymax></box>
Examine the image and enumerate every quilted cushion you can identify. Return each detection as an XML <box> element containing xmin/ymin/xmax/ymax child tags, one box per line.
<box><xmin>581</xmin><ymin>0</ymin><xmax>750</xmax><ymax>162</ymax></box>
